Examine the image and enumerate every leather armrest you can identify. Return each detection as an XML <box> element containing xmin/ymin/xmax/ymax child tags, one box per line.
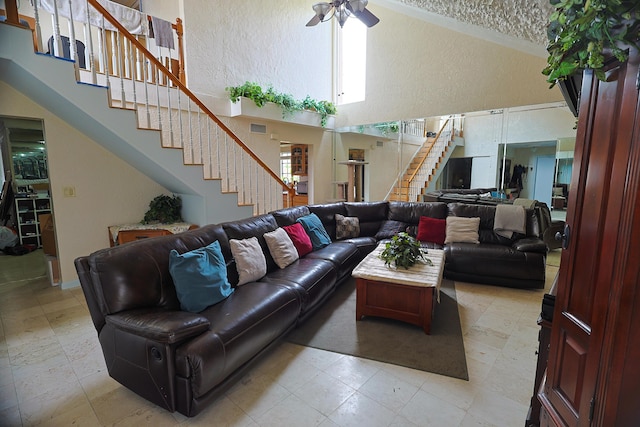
<box><xmin>105</xmin><ymin>309</ymin><xmax>210</xmax><ymax>344</ymax></box>
<box><xmin>513</xmin><ymin>237</ymin><xmax>547</xmax><ymax>254</ymax></box>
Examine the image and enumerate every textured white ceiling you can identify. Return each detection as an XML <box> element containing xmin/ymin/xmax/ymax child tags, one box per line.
<box><xmin>385</xmin><ymin>0</ymin><xmax>554</xmax><ymax>46</ymax></box>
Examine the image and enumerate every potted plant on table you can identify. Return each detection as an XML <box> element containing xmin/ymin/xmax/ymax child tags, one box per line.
<box><xmin>379</xmin><ymin>232</ymin><xmax>432</xmax><ymax>270</ymax></box>
<box><xmin>141</xmin><ymin>194</ymin><xmax>183</xmax><ymax>224</ymax></box>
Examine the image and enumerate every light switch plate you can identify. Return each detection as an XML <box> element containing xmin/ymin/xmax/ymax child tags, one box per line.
<box><xmin>63</xmin><ymin>186</ymin><xmax>76</xmax><ymax>197</ymax></box>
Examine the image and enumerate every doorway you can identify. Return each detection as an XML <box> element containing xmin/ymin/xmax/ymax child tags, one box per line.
<box><xmin>442</xmin><ymin>157</ymin><xmax>472</xmax><ymax>189</ymax></box>
<box><xmin>0</xmin><ymin>117</ymin><xmax>56</xmax><ymax>284</ymax></box>
<box><xmin>533</xmin><ymin>155</ymin><xmax>555</xmax><ymax>207</ymax></box>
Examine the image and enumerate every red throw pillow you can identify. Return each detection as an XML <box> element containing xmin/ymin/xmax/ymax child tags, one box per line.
<box><xmin>416</xmin><ymin>216</ymin><xmax>446</xmax><ymax>245</ymax></box>
<box><xmin>282</xmin><ymin>222</ymin><xmax>313</xmax><ymax>257</ymax></box>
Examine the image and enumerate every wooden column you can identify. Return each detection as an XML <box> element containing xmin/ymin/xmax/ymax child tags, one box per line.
<box><xmin>4</xmin><ymin>0</ymin><xmax>19</xmax><ymax>25</ymax></box>
<box><xmin>339</xmin><ymin>160</ymin><xmax>368</xmax><ymax>202</ymax></box>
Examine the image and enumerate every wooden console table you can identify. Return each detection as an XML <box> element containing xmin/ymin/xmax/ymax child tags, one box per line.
<box><xmin>352</xmin><ymin>244</ymin><xmax>445</xmax><ymax>334</ymax></box>
<box><xmin>108</xmin><ymin>222</ymin><xmax>197</xmax><ymax>246</ymax></box>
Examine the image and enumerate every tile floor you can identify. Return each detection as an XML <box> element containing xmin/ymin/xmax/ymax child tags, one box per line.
<box><xmin>0</xmin><ymin>249</ymin><xmax>561</xmax><ymax>426</ymax></box>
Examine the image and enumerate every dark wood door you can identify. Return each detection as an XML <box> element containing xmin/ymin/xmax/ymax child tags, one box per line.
<box><xmin>539</xmin><ymin>48</ymin><xmax>640</xmax><ymax>426</ymax></box>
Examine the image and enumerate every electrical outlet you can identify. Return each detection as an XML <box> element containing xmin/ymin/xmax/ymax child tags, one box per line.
<box><xmin>63</xmin><ymin>186</ymin><xmax>76</xmax><ymax>197</ymax></box>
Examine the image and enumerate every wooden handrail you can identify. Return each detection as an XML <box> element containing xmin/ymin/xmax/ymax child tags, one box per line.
<box><xmin>407</xmin><ymin>118</ymin><xmax>450</xmax><ymax>184</ymax></box>
<box><xmin>87</xmin><ymin>0</ymin><xmax>295</xmax><ymax>203</ymax></box>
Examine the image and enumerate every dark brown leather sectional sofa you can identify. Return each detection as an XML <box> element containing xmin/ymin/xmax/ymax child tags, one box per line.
<box><xmin>75</xmin><ymin>200</ymin><xmax>549</xmax><ymax>417</ymax></box>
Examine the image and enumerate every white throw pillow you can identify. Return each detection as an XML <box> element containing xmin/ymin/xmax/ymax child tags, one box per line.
<box><xmin>264</xmin><ymin>227</ymin><xmax>299</xmax><ymax>269</ymax></box>
<box><xmin>230</xmin><ymin>237</ymin><xmax>267</xmax><ymax>285</ymax></box>
<box><xmin>444</xmin><ymin>216</ymin><xmax>481</xmax><ymax>244</ymax></box>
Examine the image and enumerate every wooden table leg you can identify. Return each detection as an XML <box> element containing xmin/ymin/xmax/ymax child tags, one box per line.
<box><xmin>422</xmin><ymin>287</ymin><xmax>435</xmax><ymax>334</ymax></box>
<box><xmin>355</xmin><ymin>278</ymin><xmax>365</xmax><ymax>321</ymax></box>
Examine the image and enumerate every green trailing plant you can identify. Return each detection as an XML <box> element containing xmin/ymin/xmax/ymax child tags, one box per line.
<box><xmin>543</xmin><ymin>0</ymin><xmax>640</xmax><ymax>87</ymax></box>
<box><xmin>374</xmin><ymin>121</ymin><xmax>400</xmax><ymax>135</ymax></box>
<box><xmin>142</xmin><ymin>194</ymin><xmax>183</xmax><ymax>224</ymax></box>
<box><xmin>225</xmin><ymin>82</ymin><xmax>337</xmax><ymax>127</ymax></box>
<box><xmin>379</xmin><ymin>232</ymin><xmax>432</xmax><ymax>270</ymax></box>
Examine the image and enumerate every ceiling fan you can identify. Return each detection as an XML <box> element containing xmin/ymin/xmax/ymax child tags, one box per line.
<box><xmin>306</xmin><ymin>0</ymin><xmax>380</xmax><ymax>28</ymax></box>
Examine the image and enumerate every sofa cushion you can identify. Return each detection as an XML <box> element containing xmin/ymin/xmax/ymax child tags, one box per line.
<box><xmin>168</xmin><ymin>241</ymin><xmax>234</xmax><ymax>313</ymax></box>
<box><xmin>375</xmin><ymin>220</ymin><xmax>407</xmax><ymax>240</ymax></box>
<box><xmin>306</xmin><ymin>241</ymin><xmax>361</xmax><ymax>280</ymax></box>
<box><xmin>444</xmin><ymin>242</ymin><xmax>545</xmax><ymax>288</ymax></box>
<box><xmin>417</xmin><ymin>216</ymin><xmax>446</xmax><ymax>245</ymax></box>
<box><xmin>297</xmin><ymin>213</ymin><xmax>332</xmax><ymax>250</ymax></box>
<box><xmin>270</xmin><ymin>205</ymin><xmax>311</xmax><ymax>227</ymax></box>
<box><xmin>230</xmin><ymin>237</ymin><xmax>267</xmax><ymax>285</ymax></box>
<box><xmin>388</xmin><ymin>201</ymin><xmax>448</xmax><ymax>224</ymax></box>
<box><xmin>308</xmin><ymin>202</ymin><xmax>347</xmax><ymax>240</ymax></box>
<box><xmin>335</xmin><ymin>214</ymin><xmax>360</xmax><ymax>240</ymax></box>
<box><xmin>264</xmin><ymin>228</ymin><xmax>299</xmax><ymax>269</ymax></box>
<box><xmin>282</xmin><ymin>223</ymin><xmax>313</xmax><ymax>257</ymax></box>
<box><xmin>222</xmin><ymin>214</ymin><xmax>279</xmax><ymax>272</ymax></box>
<box><xmin>175</xmin><ymin>282</ymin><xmax>301</xmax><ymax>398</ymax></box>
<box><xmin>447</xmin><ymin>203</ymin><xmax>514</xmax><ymax>244</ymax></box>
<box><xmin>345</xmin><ymin>201</ymin><xmax>388</xmax><ymax>237</ymax></box>
<box><xmin>86</xmin><ymin>224</ymin><xmax>230</xmax><ymax>315</ymax></box>
<box><xmin>261</xmin><ymin>258</ymin><xmax>337</xmax><ymax>314</ymax></box>
<box><xmin>445</xmin><ymin>216</ymin><xmax>480</xmax><ymax>244</ymax></box>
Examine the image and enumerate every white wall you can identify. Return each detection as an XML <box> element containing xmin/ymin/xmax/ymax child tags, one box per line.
<box><xmin>0</xmin><ymin>82</ymin><xmax>168</xmax><ymax>286</ymax></box>
<box><xmin>182</xmin><ymin>0</ymin><xmax>333</xmax><ymax>103</ymax></box>
<box><xmin>336</xmin><ymin>3</ymin><xmax>564</xmax><ymax>126</ymax></box>
<box><xmin>460</xmin><ymin>104</ymin><xmax>576</xmax><ymax>192</ymax></box>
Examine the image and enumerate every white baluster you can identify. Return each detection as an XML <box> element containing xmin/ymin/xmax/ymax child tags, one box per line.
<box><xmin>129</xmin><ymin>39</ymin><xmax>137</xmax><ymax>112</ymax></box>
<box><xmin>142</xmin><ymin>56</ymin><xmax>151</xmax><ymax>128</ymax></box>
<box><xmin>83</xmin><ymin>19</ymin><xmax>96</xmax><ymax>84</ymax></box>
<box><xmin>115</xmin><ymin>30</ymin><xmax>125</xmax><ymax>104</ymax></box>
<box><xmin>33</xmin><ymin>0</ymin><xmax>43</xmax><ymax>53</ymax></box>
<box><xmin>162</xmin><ymin>46</ymin><xmax>174</xmax><ymax>147</ymax></box>
<box><xmin>66</xmin><ymin>0</ymin><xmax>78</xmax><ymax>74</ymax></box>
<box><xmin>154</xmin><ymin>64</ymin><xmax>162</xmax><ymax>134</ymax></box>
<box><xmin>187</xmin><ymin>98</ymin><xmax>194</xmax><ymax>163</ymax></box>
<box><xmin>101</xmin><ymin>16</ymin><xmax>109</xmax><ymax>87</ymax></box>
<box><xmin>176</xmin><ymin>87</ymin><xmax>183</xmax><ymax>150</ymax></box>
<box><xmin>122</xmin><ymin>37</ymin><xmax>130</xmax><ymax>79</ymax></box>
<box><xmin>51</xmin><ymin>0</ymin><xmax>62</xmax><ymax>57</ymax></box>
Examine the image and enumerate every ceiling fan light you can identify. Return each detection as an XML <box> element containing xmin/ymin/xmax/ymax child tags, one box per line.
<box><xmin>336</xmin><ymin>4</ymin><xmax>350</xmax><ymax>27</ymax></box>
<box><xmin>312</xmin><ymin>2</ymin><xmax>332</xmax><ymax>20</ymax></box>
<box><xmin>349</xmin><ymin>0</ymin><xmax>368</xmax><ymax>12</ymax></box>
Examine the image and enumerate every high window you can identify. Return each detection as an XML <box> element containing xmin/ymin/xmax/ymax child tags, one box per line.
<box><xmin>336</xmin><ymin>18</ymin><xmax>367</xmax><ymax>105</ymax></box>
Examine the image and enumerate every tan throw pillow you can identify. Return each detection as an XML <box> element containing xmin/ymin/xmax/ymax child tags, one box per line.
<box><xmin>230</xmin><ymin>237</ymin><xmax>267</xmax><ymax>285</ymax></box>
<box><xmin>335</xmin><ymin>214</ymin><xmax>360</xmax><ymax>240</ymax></box>
<box><xmin>444</xmin><ymin>216</ymin><xmax>481</xmax><ymax>244</ymax></box>
<box><xmin>264</xmin><ymin>227</ymin><xmax>299</xmax><ymax>269</ymax></box>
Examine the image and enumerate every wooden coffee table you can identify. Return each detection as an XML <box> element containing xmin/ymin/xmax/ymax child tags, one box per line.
<box><xmin>352</xmin><ymin>244</ymin><xmax>445</xmax><ymax>334</ymax></box>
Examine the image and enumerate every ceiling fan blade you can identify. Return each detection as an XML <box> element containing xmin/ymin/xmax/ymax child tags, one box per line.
<box><xmin>306</xmin><ymin>15</ymin><xmax>321</xmax><ymax>27</ymax></box>
<box><xmin>355</xmin><ymin>8</ymin><xmax>380</xmax><ymax>27</ymax></box>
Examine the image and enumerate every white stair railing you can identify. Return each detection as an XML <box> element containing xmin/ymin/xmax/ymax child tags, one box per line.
<box><xmin>385</xmin><ymin>119</ymin><xmax>453</xmax><ymax>202</ymax></box>
<box><xmin>26</xmin><ymin>0</ymin><xmax>293</xmax><ymax>214</ymax></box>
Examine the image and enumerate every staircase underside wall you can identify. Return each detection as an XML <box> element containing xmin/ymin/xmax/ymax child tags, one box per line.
<box><xmin>0</xmin><ymin>23</ymin><xmax>252</xmax><ymax>285</ymax></box>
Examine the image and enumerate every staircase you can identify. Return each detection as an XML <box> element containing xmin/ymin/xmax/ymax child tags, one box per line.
<box><xmin>387</xmin><ymin>119</ymin><xmax>460</xmax><ymax>202</ymax></box>
<box><xmin>0</xmin><ymin>0</ymin><xmax>293</xmax><ymax>226</ymax></box>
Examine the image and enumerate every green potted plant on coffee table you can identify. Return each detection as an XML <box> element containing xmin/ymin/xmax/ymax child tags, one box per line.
<box><xmin>379</xmin><ymin>232</ymin><xmax>432</xmax><ymax>270</ymax></box>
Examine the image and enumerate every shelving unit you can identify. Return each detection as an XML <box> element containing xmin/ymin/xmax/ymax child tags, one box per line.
<box><xmin>14</xmin><ymin>196</ymin><xmax>51</xmax><ymax>247</ymax></box>
<box><xmin>291</xmin><ymin>144</ymin><xmax>308</xmax><ymax>175</ymax></box>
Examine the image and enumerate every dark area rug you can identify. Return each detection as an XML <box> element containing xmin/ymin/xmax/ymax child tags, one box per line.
<box><xmin>286</xmin><ymin>278</ymin><xmax>469</xmax><ymax>380</ymax></box>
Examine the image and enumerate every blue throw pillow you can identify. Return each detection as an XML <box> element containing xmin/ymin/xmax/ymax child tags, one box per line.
<box><xmin>169</xmin><ymin>240</ymin><xmax>234</xmax><ymax>313</ymax></box>
<box><xmin>296</xmin><ymin>213</ymin><xmax>331</xmax><ymax>250</ymax></box>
